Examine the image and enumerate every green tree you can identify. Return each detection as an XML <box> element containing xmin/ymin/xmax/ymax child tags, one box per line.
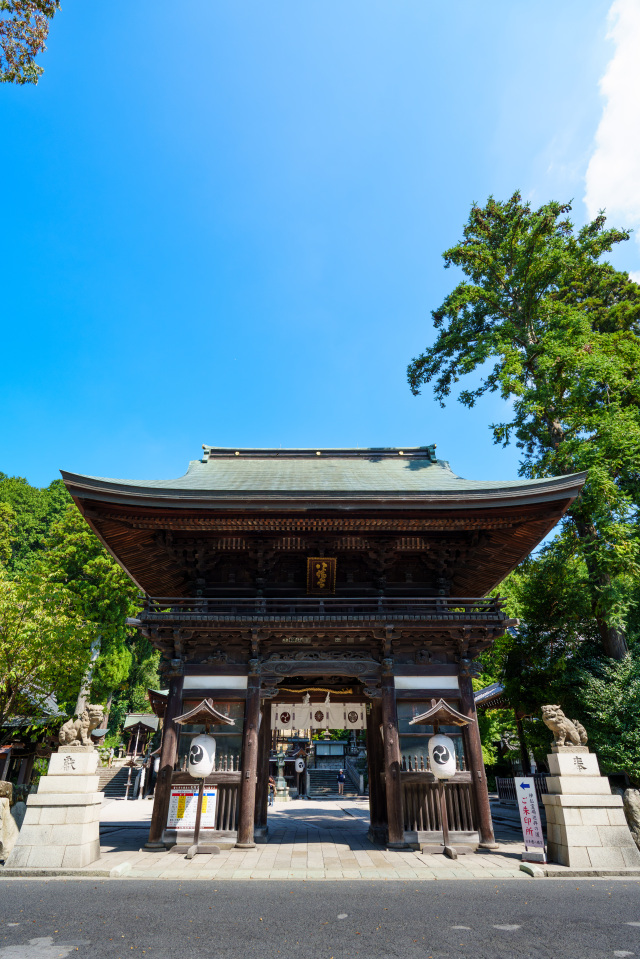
<box><xmin>408</xmin><ymin>192</ymin><xmax>640</xmax><ymax>659</ymax></box>
<box><xmin>0</xmin><ymin>567</ymin><xmax>92</xmax><ymax>741</ymax></box>
<box><xmin>0</xmin><ymin>473</ymin><xmax>70</xmax><ymax>574</ymax></box>
<box><xmin>579</xmin><ymin>655</ymin><xmax>640</xmax><ymax>785</ymax></box>
<box><xmin>36</xmin><ymin>505</ymin><xmax>142</xmax><ymax>710</ymax></box>
<box><xmin>0</xmin><ymin>501</ymin><xmax>16</xmax><ymax>568</ymax></box>
<box><xmin>0</xmin><ymin>1</ymin><xmax>60</xmax><ymax>84</ymax></box>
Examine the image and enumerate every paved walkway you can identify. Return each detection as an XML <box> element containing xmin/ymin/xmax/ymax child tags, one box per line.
<box><xmin>88</xmin><ymin>796</ymin><xmax>530</xmax><ymax>880</ymax></box>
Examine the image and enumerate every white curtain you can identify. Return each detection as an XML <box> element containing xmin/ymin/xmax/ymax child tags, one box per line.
<box><xmin>271</xmin><ymin>703</ymin><xmax>366</xmax><ymax>730</ymax></box>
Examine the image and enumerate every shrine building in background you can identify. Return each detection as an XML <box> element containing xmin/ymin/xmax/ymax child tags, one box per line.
<box><xmin>62</xmin><ymin>445</ymin><xmax>585</xmax><ymax>850</ymax></box>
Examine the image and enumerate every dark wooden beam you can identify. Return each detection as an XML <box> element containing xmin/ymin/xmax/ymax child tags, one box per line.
<box><xmin>381</xmin><ymin>673</ymin><xmax>405</xmax><ymax>848</ymax></box>
<box><xmin>236</xmin><ymin>673</ymin><xmax>261</xmax><ymax>847</ymax></box>
<box><xmin>146</xmin><ymin>668</ymin><xmax>184</xmax><ymax>848</ymax></box>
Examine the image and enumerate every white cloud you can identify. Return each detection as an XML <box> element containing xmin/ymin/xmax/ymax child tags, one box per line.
<box><xmin>584</xmin><ymin>0</ymin><xmax>640</xmax><ymax>260</ymax></box>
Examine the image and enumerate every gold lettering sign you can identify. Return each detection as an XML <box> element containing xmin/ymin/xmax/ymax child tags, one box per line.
<box><xmin>306</xmin><ymin>557</ymin><xmax>337</xmax><ymax>595</ymax></box>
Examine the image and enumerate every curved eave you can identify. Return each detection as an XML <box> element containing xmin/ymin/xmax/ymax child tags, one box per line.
<box><xmin>60</xmin><ymin>470</ymin><xmax>587</xmax><ymax>512</ymax></box>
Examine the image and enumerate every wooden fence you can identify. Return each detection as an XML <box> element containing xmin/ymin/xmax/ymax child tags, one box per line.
<box><xmin>401</xmin><ymin>776</ymin><xmax>476</xmax><ymax>834</ymax></box>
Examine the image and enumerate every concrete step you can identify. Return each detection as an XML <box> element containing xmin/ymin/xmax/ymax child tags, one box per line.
<box><xmin>97</xmin><ymin>767</ymin><xmax>131</xmax><ymax>798</ymax></box>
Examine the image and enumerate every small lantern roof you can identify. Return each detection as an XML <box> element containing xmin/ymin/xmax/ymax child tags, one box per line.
<box><xmin>409</xmin><ymin>698</ymin><xmax>471</xmax><ymax>728</ymax></box>
<box><xmin>173</xmin><ymin>699</ymin><xmax>235</xmax><ymax>729</ymax></box>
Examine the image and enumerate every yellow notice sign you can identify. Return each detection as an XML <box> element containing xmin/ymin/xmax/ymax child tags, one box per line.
<box><xmin>176</xmin><ymin>795</ymin><xmax>186</xmax><ymax>819</ymax></box>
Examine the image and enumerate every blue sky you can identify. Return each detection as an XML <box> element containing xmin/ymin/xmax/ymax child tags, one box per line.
<box><xmin>1</xmin><ymin>0</ymin><xmax>637</xmax><ymax>489</ymax></box>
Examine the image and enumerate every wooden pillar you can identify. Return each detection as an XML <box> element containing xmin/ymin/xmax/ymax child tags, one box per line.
<box><xmin>366</xmin><ymin>698</ymin><xmax>387</xmax><ymax>843</ymax></box>
<box><xmin>16</xmin><ymin>755</ymin><xmax>33</xmax><ymax>786</ymax></box>
<box><xmin>254</xmin><ymin>700</ymin><xmax>271</xmax><ymax>838</ymax></box>
<box><xmin>458</xmin><ymin>669</ymin><xmax>497</xmax><ymax>847</ymax></box>
<box><xmin>381</xmin><ymin>673</ymin><xmax>405</xmax><ymax>847</ymax></box>
<box><xmin>146</xmin><ymin>667</ymin><xmax>184</xmax><ymax>848</ymax></box>
<box><xmin>236</xmin><ymin>673</ymin><xmax>261</xmax><ymax>847</ymax></box>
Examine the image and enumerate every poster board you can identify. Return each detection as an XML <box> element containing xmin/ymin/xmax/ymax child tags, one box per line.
<box><xmin>166</xmin><ymin>784</ymin><xmax>217</xmax><ymax>831</ymax></box>
<box><xmin>514</xmin><ymin>777</ymin><xmax>546</xmax><ymax>860</ymax></box>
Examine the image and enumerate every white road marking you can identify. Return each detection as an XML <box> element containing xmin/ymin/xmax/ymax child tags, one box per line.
<box><xmin>626</xmin><ymin>923</ymin><xmax>640</xmax><ymax>927</ymax></box>
<box><xmin>451</xmin><ymin>926</ymin><xmax>471</xmax><ymax>930</ymax></box>
<box><xmin>493</xmin><ymin>925</ymin><xmax>521</xmax><ymax>931</ymax></box>
<box><xmin>0</xmin><ymin>937</ymin><xmax>79</xmax><ymax>959</ymax></box>
<box><xmin>337</xmin><ymin>914</ymin><xmax>348</xmax><ymax>920</ymax></box>
<box><xmin>613</xmin><ymin>952</ymin><xmax>634</xmax><ymax>957</ymax></box>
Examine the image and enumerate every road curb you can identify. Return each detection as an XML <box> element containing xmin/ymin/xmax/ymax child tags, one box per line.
<box><xmin>519</xmin><ymin>862</ymin><xmax>640</xmax><ymax>879</ymax></box>
<box><xmin>0</xmin><ymin>862</ymin><xmax>132</xmax><ymax>880</ymax></box>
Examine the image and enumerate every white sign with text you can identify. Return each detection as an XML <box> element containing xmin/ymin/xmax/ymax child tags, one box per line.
<box><xmin>514</xmin><ymin>777</ymin><xmax>546</xmax><ymax>857</ymax></box>
<box><xmin>166</xmin><ymin>785</ymin><xmax>217</xmax><ymax>831</ymax></box>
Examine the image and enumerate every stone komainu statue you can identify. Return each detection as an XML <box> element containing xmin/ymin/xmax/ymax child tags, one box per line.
<box><xmin>58</xmin><ymin>705</ymin><xmax>104</xmax><ymax>747</ymax></box>
<box><xmin>541</xmin><ymin>704</ymin><xmax>588</xmax><ymax>748</ymax></box>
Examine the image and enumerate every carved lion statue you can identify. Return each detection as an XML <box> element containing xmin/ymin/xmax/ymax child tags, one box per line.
<box><xmin>58</xmin><ymin>704</ymin><xmax>104</xmax><ymax>747</ymax></box>
<box><xmin>541</xmin><ymin>704</ymin><xmax>588</xmax><ymax>748</ymax></box>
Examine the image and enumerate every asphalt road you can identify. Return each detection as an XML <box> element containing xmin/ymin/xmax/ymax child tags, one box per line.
<box><xmin>0</xmin><ymin>880</ymin><xmax>639</xmax><ymax>959</ymax></box>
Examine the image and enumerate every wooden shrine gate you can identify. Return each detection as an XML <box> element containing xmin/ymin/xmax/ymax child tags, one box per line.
<box><xmin>62</xmin><ymin>443</ymin><xmax>585</xmax><ymax>850</ymax></box>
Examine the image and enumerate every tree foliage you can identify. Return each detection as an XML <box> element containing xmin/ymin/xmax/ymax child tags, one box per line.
<box><xmin>35</xmin><ymin>505</ymin><xmax>143</xmax><ymax>709</ymax></box>
<box><xmin>0</xmin><ymin>567</ymin><xmax>91</xmax><ymax>741</ymax></box>
<box><xmin>408</xmin><ymin>192</ymin><xmax>640</xmax><ymax>659</ymax></box>
<box><xmin>579</xmin><ymin>655</ymin><xmax>640</xmax><ymax>785</ymax></box>
<box><xmin>0</xmin><ymin>501</ymin><xmax>16</xmax><ymax>568</ymax></box>
<box><xmin>0</xmin><ymin>0</ymin><xmax>59</xmax><ymax>84</ymax></box>
<box><xmin>0</xmin><ymin>473</ymin><xmax>70</xmax><ymax>574</ymax></box>
<box><xmin>0</xmin><ymin>470</ymin><xmax>156</xmax><ymax>738</ymax></box>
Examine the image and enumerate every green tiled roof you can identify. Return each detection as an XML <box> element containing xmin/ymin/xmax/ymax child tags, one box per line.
<box><xmin>62</xmin><ymin>446</ymin><xmax>584</xmax><ymax>496</ymax></box>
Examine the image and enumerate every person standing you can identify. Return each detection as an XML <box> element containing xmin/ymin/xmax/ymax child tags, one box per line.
<box><xmin>337</xmin><ymin>769</ymin><xmax>345</xmax><ymax>796</ymax></box>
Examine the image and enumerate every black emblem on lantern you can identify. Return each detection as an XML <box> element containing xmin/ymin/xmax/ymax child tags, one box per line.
<box><xmin>432</xmin><ymin>744</ymin><xmax>451</xmax><ymax>765</ymax></box>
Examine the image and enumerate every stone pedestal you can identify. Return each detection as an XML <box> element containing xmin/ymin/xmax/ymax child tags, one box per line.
<box><xmin>542</xmin><ymin>749</ymin><xmax>640</xmax><ymax>870</ymax></box>
<box><xmin>5</xmin><ymin>747</ymin><xmax>103</xmax><ymax>869</ymax></box>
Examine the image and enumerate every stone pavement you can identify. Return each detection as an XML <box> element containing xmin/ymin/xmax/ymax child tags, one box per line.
<box><xmin>2</xmin><ymin>795</ymin><xmax>534</xmax><ymax>880</ymax></box>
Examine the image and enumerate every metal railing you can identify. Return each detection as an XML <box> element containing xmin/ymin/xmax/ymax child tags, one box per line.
<box><xmin>345</xmin><ymin>756</ymin><xmax>365</xmax><ymax>794</ymax></box>
<box><xmin>496</xmin><ymin>774</ymin><xmax>548</xmax><ymax>806</ymax></box>
<box><xmin>142</xmin><ymin>595</ymin><xmax>508</xmax><ymax>619</ymax></box>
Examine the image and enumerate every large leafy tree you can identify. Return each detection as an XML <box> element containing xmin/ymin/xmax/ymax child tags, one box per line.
<box><xmin>408</xmin><ymin>192</ymin><xmax>640</xmax><ymax>659</ymax></box>
<box><xmin>0</xmin><ymin>1</ymin><xmax>59</xmax><ymax>84</ymax></box>
<box><xmin>0</xmin><ymin>568</ymin><xmax>92</xmax><ymax>742</ymax></box>
<box><xmin>36</xmin><ymin>506</ymin><xmax>143</xmax><ymax>710</ymax></box>
<box><xmin>0</xmin><ymin>473</ymin><xmax>70</xmax><ymax>574</ymax></box>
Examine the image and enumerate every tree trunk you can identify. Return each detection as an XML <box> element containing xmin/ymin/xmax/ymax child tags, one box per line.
<box><xmin>102</xmin><ymin>691</ymin><xmax>113</xmax><ymax>730</ymax></box>
<box><xmin>515</xmin><ymin>715</ymin><xmax>531</xmax><ymax>776</ymax></box>
<box><xmin>75</xmin><ymin>636</ymin><xmax>101</xmax><ymax>715</ymax></box>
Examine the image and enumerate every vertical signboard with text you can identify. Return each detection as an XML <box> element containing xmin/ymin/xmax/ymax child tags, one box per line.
<box><xmin>514</xmin><ymin>777</ymin><xmax>546</xmax><ymax>863</ymax></box>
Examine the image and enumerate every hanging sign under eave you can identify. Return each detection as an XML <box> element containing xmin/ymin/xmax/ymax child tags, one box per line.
<box><xmin>271</xmin><ymin>703</ymin><xmax>366</xmax><ymax>730</ymax></box>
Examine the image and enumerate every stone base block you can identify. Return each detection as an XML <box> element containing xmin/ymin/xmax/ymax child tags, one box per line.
<box><xmin>4</xmin><ymin>785</ymin><xmax>103</xmax><ymax>869</ymax></box>
<box><xmin>543</xmin><ymin>764</ymin><xmax>640</xmax><ymax>871</ymax></box>
<box><xmin>49</xmin><ymin>751</ymin><xmax>99</xmax><ymax>776</ymax></box>
<box><xmin>547</xmin><ymin>752</ymin><xmax>600</xmax><ymax>777</ymax></box>
<box><xmin>545</xmin><ymin>775</ymin><xmax>611</xmax><ymax>795</ymax></box>
<box><xmin>38</xmin><ymin>775</ymin><xmax>100</xmax><ymax>794</ymax></box>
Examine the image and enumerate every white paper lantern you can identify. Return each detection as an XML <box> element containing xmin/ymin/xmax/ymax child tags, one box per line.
<box><xmin>188</xmin><ymin>734</ymin><xmax>216</xmax><ymax>778</ymax></box>
<box><xmin>295</xmin><ymin>757</ymin><xmax>305</xmax><ymax>773</ymax></box>
<box><xmin>428</xmin><ymin>734</ymin><xmax>457</xmax><ymax>780</ymax></box>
